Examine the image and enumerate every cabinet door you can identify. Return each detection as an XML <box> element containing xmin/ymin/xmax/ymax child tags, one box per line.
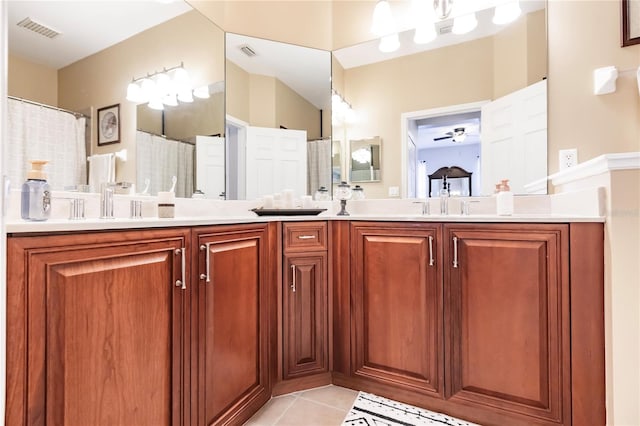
<box><xmin>444</xmin><ymin>224</ymin><xmax>570</xmax><ymax>425</ymax></box>
<box><xmin>351</xmin><ymin>223</ymin><xmax>443</xmax><ymax>397</ymax></box>
<box><xmin>283</xmin><ymin>253</ymin><xmax>328</xmax><ymax>379</ymax></box>
<box><xmin>6</xmin><ymin>230</ymin><xmax>189</xmax><ymax>426</ymax></box>
<box><xmin>196</xmin><ymin>225</ymin><xmax>270</xmax><ymax>426</ymax></box>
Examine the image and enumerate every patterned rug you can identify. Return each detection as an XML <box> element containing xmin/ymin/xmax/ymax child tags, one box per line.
<box><xmin>342</xmin><ymin>392</ymin><xmax>479</xmax><ymax>426</ymax></box>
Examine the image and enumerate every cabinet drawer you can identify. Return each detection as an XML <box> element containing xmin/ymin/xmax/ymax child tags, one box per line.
<box><xmin>284</xmin><ymin>222</ymin><xmax>327</xmax><ymax>252</ymax></box>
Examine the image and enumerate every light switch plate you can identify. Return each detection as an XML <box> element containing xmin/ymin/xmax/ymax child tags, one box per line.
<box><xmin>388</xmin><ymin>186</ymin><xmax>400</xmax><ymax>197</ymax></box>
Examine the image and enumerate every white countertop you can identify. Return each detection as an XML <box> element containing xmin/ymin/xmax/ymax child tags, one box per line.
<box><xmin>5</xmin><ymin>188</ymin><xmax>605</xmax><ymax>234</ymax></box>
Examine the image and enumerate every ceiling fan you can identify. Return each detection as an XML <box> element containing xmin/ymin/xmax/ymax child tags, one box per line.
<box><xmin>434</xmin><ymin>127</ymin><xmax>467</xmax><ymax>143</ymax></box>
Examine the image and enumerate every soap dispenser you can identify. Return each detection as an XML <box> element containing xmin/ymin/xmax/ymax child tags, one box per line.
<box><xmin>21</xmin><ymin>159</ymin><xmax>51</xmax><ymax>221</ymax></box>
<box><xmin>439</xmin><ymin>176</ymin><xmax>450</xmax><ymax>215</ymax></box>
<box><xmin>496</xmin><ymin>179</ymin><xmax>514</xmax><ymax>216</ymax></box>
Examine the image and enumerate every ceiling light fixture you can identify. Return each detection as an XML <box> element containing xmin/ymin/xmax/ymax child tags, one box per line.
<box><xmin>371</xmin><ymin>0</ymin><xmax>395</xmax><ymax>36</ymax></box>
<box><xmin>452</xmin><ymin>12</ymin><xmax>478</xmax><ymax>35</ymax></box>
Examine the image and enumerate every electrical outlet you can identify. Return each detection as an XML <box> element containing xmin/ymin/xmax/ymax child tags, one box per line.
<box><xmin>559</xmin><ymin>149</ymin><xmax>578</xmax><ymax>170</ymax></box>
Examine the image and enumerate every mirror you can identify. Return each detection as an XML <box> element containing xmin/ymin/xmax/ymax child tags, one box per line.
<box><xmin>225</xmin><ymin>33</ymin><xmax>332</xmax><ymax>200</ymax></box>
<box><xmin>6</xmin><ymin>1</ymin><xmax>225</xmax><ymax>197</ymax></box>
<box><xmin>331</xmin><ymin>1</ymin><xmax>547</xmax><ymax>198</ymax></box>
<box><xmin>350</xmin><ymin>137</ymin><xmax>381</xmax><ymax>182</ymax></box>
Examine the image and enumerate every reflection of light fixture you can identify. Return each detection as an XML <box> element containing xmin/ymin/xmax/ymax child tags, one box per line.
<box><xmin>371</xmin><ymin>0</ymin><xmax>523</xmax><ymax>50</ymax></box>
<box><xmin>332</xmin><ymin>89</ymin><xmax>356</xmax><ymax>125</ymax></box>
<box><xmin>493</xmin><ymin>1</ymin><xmax>522</xmax><ymax>25</ymax></box>
<box><xmin>352</xmin><ymin>147</ymin><xmax>372</xmax><ymax>164</ymax></box>
<box><xmin>335</xmin><ymin>181</ymin><xmax>352</xmax><ymax>216</ymax></box>
<box><xmin>125</xmin><ymin>62</ymin><xmax>202</xmax><ymax>109</ymax></box>
<box><xmin>371</xmin><ymin>0</ymin><xmax>395</xmax><ymax>36</ymax></box>
<box><xmin>452</xmin><ymin>12</ymin><xmax>478</xmax><ymax>35</ymax></box>
<box><xmin>193</xmin><ymin>85</ymin><xmax>210</xmax><ymax>99</ymax></box>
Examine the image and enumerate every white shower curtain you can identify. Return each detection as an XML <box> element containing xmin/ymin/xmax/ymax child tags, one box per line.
<box><xmin>136</xmin><ymin>130</ymin><xmax>194</xmax><ymax>198</ymax></box>
<box><xmin>307</xmin><ymin>138</ymin><xmax>332</xmax><ymax>196</ymax></box>
<box><xmin>6</xmin><ymin>98</ymin><xmax>86</xmax><ymax>190</ymax></box>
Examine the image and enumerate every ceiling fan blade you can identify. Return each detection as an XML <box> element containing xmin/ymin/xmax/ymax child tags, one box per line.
<box><xmin>434</xmin><ymin>135</ymin><xmax>452</xmax><ymax>141</ymax></box>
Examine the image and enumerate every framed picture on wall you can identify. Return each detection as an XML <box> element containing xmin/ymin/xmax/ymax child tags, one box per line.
<box><xmin>97</xmin><ymin>104</ymin><xmax>120</xmax><ymax>145</ymax></box>
<box><xmin>622</xmin><ymin>0</ymin><xmax>640</xmax><ymax>46</ymax></box>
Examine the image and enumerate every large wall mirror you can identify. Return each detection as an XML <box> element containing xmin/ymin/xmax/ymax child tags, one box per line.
<box><xmin>6</xmin><ymin>0</ymin><xmax>225</xmax><ymax>198</ymax></box>
<box><xmin>225</xmin><ymin>33</ymin><xmax>331</xmax><ymax>200</ymax></box>
<box><xmin>332</xmin><ymin>0</ymin><xmax>547</xmax><ymax>198</ymax></box>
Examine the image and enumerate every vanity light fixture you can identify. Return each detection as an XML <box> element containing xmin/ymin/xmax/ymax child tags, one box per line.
<box><xmin>332</xmin><ymin>90</ymin><xmax>355</xmax><ymax>124</ymax></box>
<box><xmin>126</xmin><ymin>62</ymin><xmax>198</xmax><ymax>109</ymax></box>
<box><xmin>371</xmin><ymin>0</ymin><xmax>523</xmax><ymax>52</ymax></box>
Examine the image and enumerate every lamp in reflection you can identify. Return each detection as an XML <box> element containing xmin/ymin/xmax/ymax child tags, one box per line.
<box><xmin>125</xmin><ymin>62</ymin><xmax>200</xmax><ymax>109</ymax></box>
<box><xmin>332</xmin><ymin>90</ymin><xmax>356</xmax><ymax>125</ymax></box>
<box><xmin>452</xmin><ymin>12</ymin><xmax>478</xmax><ymax>35</ymax></box>
<box><xmin>193</xmin><ymin>85</ymin><xmax>210</xmax><ymax>99</ymax></box>
<box><xmin>335</xmin><ymin>181</ymin><xmax>352</xmax><ymax>216</ymax></box>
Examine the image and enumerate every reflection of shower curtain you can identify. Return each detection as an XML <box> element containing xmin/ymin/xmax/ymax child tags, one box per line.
<box><xmin>307</xmin><ymin>138</ymin><xmax>331</xmax><ymax>196</ymax></box>
<box><xmin>136</xmin><ymin>131</ymin><xmax>194</xmax><ymax>198</ymax></box>
<box><xmin>6</xmin><ymin>98</ymin><xmax>86</xmax><ymax>190</ymax></box>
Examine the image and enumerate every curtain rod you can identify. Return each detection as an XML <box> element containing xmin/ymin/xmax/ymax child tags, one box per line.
<box><xmin>8</xmin><ymin>96</ymin><xmax>89</xmax><ymax>119</ymax></box>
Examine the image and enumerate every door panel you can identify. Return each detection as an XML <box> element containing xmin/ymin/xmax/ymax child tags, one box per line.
<box><xmin>283</xmin><ymin>254</ymin><xmax>328</xmax><ymax>379</ymax></box>
<box><xmin>445</xmin><ymin>225</ymin><xmax>570</xmax><ymax>424</ymax></box>
<box><xmin>351</xmin><ymin>223</ymin><xmax>443</xmax><ymax>397</ymax></box>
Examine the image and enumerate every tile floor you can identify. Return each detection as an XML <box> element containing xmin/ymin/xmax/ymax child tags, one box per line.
<box><xmin>244</xmin><ymin>385</ymin><xmax>358</xmax><ymax>426</ymax></box>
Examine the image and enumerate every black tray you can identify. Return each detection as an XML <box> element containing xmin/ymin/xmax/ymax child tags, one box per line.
<box><xmin>251</xmin><ymin>208</ymin><xmax>327</xmax><ymax>216</ymax></box>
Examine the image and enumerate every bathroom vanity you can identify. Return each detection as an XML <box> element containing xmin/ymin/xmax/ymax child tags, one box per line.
<box><xmin>5</xmin><ymin>212</ymin><xmax>604</xmax><ymax>426</ymax></box>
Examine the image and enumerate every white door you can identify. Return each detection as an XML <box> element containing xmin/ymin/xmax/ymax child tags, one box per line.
<box><xmin>245</xmin><ymin>126</ymin><xmax>307</xmax><ymax>200</ymax></box>
<box><xmin>481</xmin><ymin>80</ymin><xmax>547</xmax><ymax>195</ymax></box>
<box><xmin>195</xmin><ymin>135</ymin><xmax>225</xmax><ymax>199</ymax></box>
<box><xmin>407</xmin><ymin>135</ymin><xmax>417</xmax><ymax>198</ymax></box>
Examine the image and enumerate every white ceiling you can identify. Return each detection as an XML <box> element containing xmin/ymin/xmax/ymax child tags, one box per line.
<box><xmin>7</xmin><ymin>0</ymin><xmax>191</xmax><ymax>69</ymax></box>
<box><xmin>415</xmin><ymin>111</ymin><xmax>481</xmax><ymax>150</ymax></box>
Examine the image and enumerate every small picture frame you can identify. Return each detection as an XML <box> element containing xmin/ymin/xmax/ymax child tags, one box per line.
<box><xmin>622</xmin><ymin>0</ymin><xmax>640</xmax><ymax>47</ymax></box>
<box><xmin>97</xmin><ymin>104</ymin><xmax>120</xmax><ymax>145</ymax></box>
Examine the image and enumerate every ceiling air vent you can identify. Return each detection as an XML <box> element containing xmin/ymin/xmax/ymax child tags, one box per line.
<box><xmin>16</xmin><ymin>17</ymin><xmax>61</xmax><ymax>39</ymax></box>
<box><xmin>239</xmin><ymin>44</ymin><xmax>257</xmax><ymax>57</ymax></box>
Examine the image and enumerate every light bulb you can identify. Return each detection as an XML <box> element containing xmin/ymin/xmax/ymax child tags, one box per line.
<box><xmin>139</xmin><ymin>78</ymin><xmax>155</xmax><ymax>103</ymax></box>
<box><xmin>126</xmin><ymin>81</ymin><xmax>143</xmax><ymax>103</ymax></box>
<box><xmin>371</xmin><ymin>0</ymin><xmax>395</xmax><ymax>36</ymax></box>
<box><xmin>379</xmin><ymin>33</ymin><xmax>400</xmax><ymax>52</ymax></box>
<box><xmin>193</xmin><ymin>85</ymin><xmax>210</xmax><ymax>99</ymax></box>
<box><xmin>148</xmin><ymin>96</ymin><xmax>164</xmax><ymax>110</ymax></box>
<box><xmin>155</xmin><ymin>72</ymin><xmax>171</xmax><ymax>97</ymax></box>
<box><xmin>172</xmin><ymin>67</ymin><xmax>191</xmax><ymax>93</ymax></box>
<box><xmin>177</xmin><ymin>90</ymin><xmax>194</xmax><ymax>103</ymax></box>
<box><xmin>414</xmin><ymin>23</ymin><xmax>437</xmax><ymax>44</ymax></box>
<box><xmin>162</xmin><ymin>93</ymin><xmax>178</xmax><ymax>106</ymax></box>
<box><xmin>493</xmin><ymin>1</ymin><xmax>522</xmax><ymax>25</ymax></box>
<box><xmin>452</xmin><ymin>13</ymin><xmax>478</xmax><ymax>35</ymax></box>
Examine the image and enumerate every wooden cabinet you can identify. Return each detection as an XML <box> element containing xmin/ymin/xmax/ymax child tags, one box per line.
<box><xmin>6</xmin><ymin>229</ymin><xmax>191</xmax><ymax>426</ymax></box>
<box><xmin>281</xmin><ymin>222</ymin><xmax>329</xmax><ymax>382</ymax></box>
<box><xmin>444</xmin><ymin>224</ymin><xmax>571</xmax><ymax>425</ymax></box>
<box><xmin>350</xmin><ymin>222</ymin><xmax>443</xmax><ymax>398</ymax></box>
<box><xmin>194</xmin><ymin>224</ymin><xmax>272</xmax><ymax>426</ymax></box>
<box><xmin>339</xmin><ymin>221</ymin><xmax>590</xmax><ymax>426</ymax></box>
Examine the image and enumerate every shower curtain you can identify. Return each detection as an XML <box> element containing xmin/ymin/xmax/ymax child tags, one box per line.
<box><xmin>6</xmin><ymin>98</ymin><xmax>86</xmax><ymax>190</ymax></box>
<box><xmin>136</xmin><ymin>130</ymin><xmax>194</xmax><ymax>198</ymax></box>
<box><xmin>307</xmin><ymin>138</ymin><xmax>332</xmax><ymax>197</ymax></box>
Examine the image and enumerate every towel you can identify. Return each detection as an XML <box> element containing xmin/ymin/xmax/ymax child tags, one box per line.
<box><xmin>88</xmin><ymin>153</ymin><xmax>115</xmax><ymax>192</ymax></box>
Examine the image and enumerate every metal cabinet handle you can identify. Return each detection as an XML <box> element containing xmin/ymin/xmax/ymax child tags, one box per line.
<box><xmin>291</xmin><ymin>264</ymin><xmax>296</xmax><ymax>292</ymax></box>
<box><xmin>175</xmin><ymin>248</ymin><xmax>186</xmax><ymax>290</ymax></box>
<box><xmin>453</xmin><ymin>237</ymin><xmax>459</xmax><ymax>268</ymax></box>
<box><xmin>297</xmin><ymin>235</ymin><xmax>316</xmax><ymax>240</ymax></box>
<box><xmin>200</xmin><ymin>243</ymin><xmax>211</xmax><ymax>283</ymax></box>
<box><xmin>428</xmin><ymin>235</ymin><xmax>435</xmax><ymax>266</ymax></box>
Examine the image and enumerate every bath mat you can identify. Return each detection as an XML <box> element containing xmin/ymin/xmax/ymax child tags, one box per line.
<box><xmin>341</xmin><ymin>391</ymin><xmax>478</xmax><ymax>426</ymax></box>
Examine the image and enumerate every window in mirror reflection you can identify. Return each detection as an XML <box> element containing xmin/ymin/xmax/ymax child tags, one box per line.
<box><xmin>350</xmin><ymin>137</ymin><xmax>381</xmax><ymax>182</ymax></box>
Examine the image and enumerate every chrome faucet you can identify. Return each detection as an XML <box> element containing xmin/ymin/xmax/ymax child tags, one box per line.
<box><xmin>100</xmin><ymin>182</ymin><xmax>117</xmax><ymax>219</ymax></box>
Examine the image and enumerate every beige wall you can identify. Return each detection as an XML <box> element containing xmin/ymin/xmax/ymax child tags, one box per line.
<box><xmin>7</xmin><ymin>53</ymin><xmax>57</xmax><ymax>106</ymax></box>
<box><xmin>227</xmin><ymin>60</ymin><xmax>322</xmax><ymax>139</ymax></box>
<box><xmin>58</xmin><ymin>10</ymin><xmax>225</xmax><ymax>184</ymax></box>
<box><xmin>547</xmin><ymin>2</ymin><xmax>640</xmax><ymax>425</ymax></box>
<box><xmin>342</xmin><ymin>37</ymin><xmax>495</xmax><ymax>198</ymax></box>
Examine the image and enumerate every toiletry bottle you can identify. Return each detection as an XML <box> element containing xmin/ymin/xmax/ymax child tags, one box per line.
<box><xmin>496</xmin><ymin>179</ymin><xmax>514</xmax><ymax>215</ymax></box>
<box><xmin>439</xmin><ymin>177</ymin><xmax>450</xmax><ymax>214</ymax></box>
<box><xmin>21</xmin><ymin>160</ymin><xmax>51</xmax><ymax>221</ymax></box>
